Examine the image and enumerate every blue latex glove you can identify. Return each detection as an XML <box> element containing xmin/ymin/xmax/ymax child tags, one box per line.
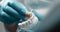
<box><xmin>0</xmin><ymin>0</ymin><xmax>28</xmax><ymax>25</ymax></box>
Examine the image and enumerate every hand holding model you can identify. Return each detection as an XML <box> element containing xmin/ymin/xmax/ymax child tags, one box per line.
<box><xmin>0</xmin><ymin>0</ymin><xmax>31</xmax><ymax>32</ymax></box>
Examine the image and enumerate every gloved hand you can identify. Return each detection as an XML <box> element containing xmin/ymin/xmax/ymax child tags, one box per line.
<box><xmin>0</xmin><ymin>0</ymin><xmax>30</xmax><ymax>32</ymax></box>
<box><xmin>0</xmin><ymin>0</ymin><xmax>30</xmax><ymax>25</ymax></box>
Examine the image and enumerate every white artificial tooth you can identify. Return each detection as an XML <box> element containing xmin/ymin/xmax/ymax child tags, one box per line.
<box><xmin>20</xmin><ymin>21</ymin><xmax>27</xmax><ymax>28</ymax></box>
<box><xmin>18</xmin><ymin>23</ymin><xmax>22</xmax><ymax>26</ymax></box>
<box><xmin>25</xmin><ymin>21</ymin><xmax>29</xmax><ymax>26</ymax></box>
<box><xmin>27</xmin><ymin>20</ymin><xmax>31</xmax><ymax>25</ymax></box>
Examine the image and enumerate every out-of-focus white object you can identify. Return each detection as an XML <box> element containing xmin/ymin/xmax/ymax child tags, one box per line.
<box><xmin>23</xmin><ymin>0</ymin><xmax>55</xmax><ymax>17</ymax></box>
<box><xmin>0</xmin><ymin>22</ymin><xmax>6</xmax><ymax>32</ymax></box>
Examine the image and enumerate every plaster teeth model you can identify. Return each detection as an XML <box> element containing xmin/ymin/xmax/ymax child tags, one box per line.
<box><xmin>18</xmin><ymin>12</ymin><xmax>38</xmax><ymax>30</ymax></box>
